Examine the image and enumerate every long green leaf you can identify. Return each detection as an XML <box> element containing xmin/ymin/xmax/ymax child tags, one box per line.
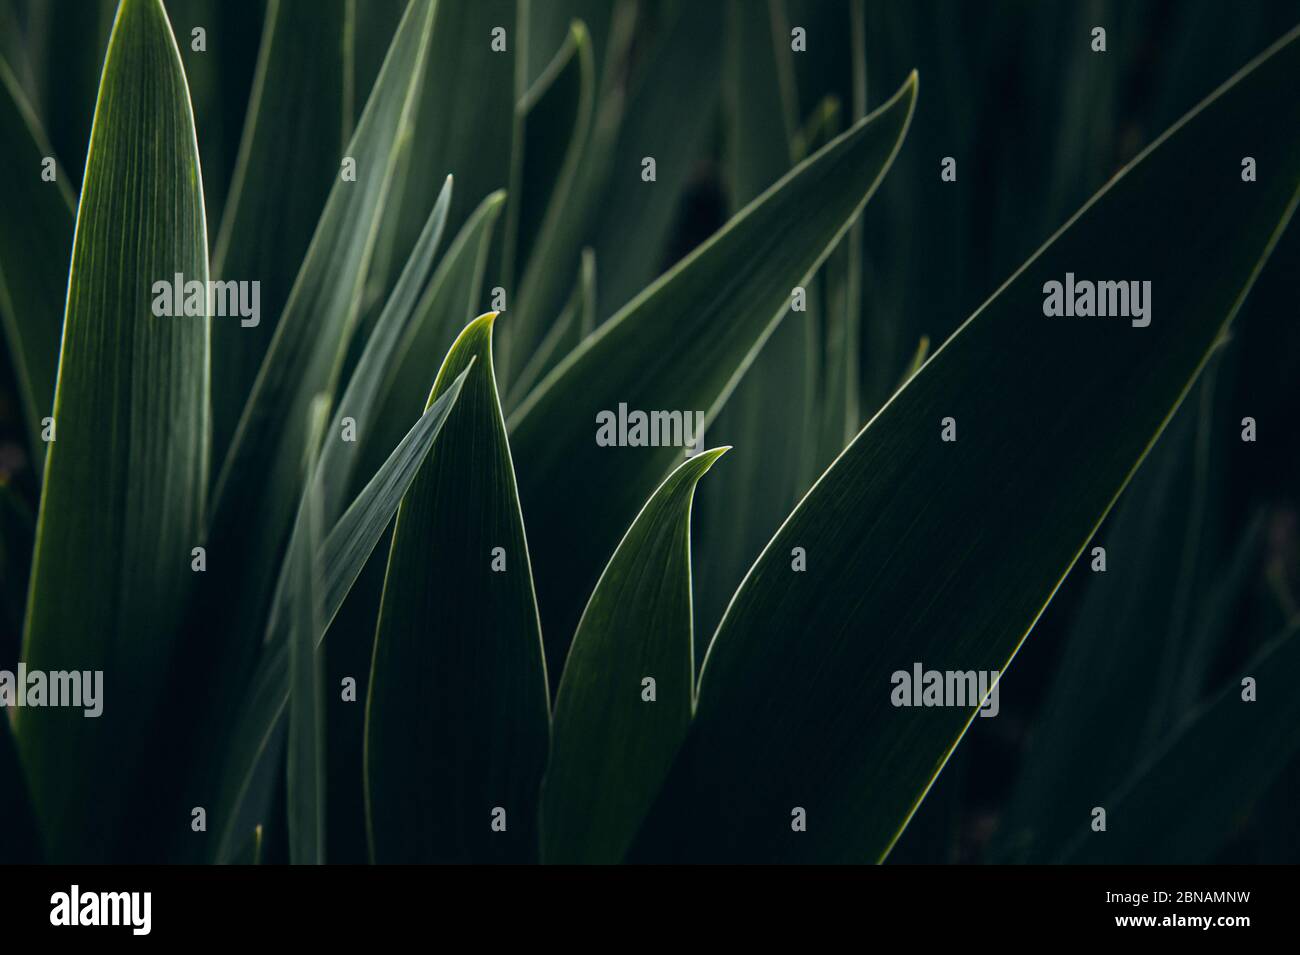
<box><xmin>210</xmin><ymin>0</ymin><xmax>348</xmax><ymax>465</ymax></box>
<box><xmin>366</xmin><ymin>313</ymin><xmax>549</xmax><ymax>863</ymax></box>
<box><xmin>629</xmin><ymin>27</ymin><xmax>1300</xmax><ymax>863</ymax></box>
<box><xmin>197</xmin><ymin>0</ymin><xmax>436</xmax><ymax>723</ymax></box>
<box><xmin>319</xmin><ymin>190</ymin><xmax>503</xmax><ymax>863</ymax></box>
<box><xmin>16</xmin><ymin>0</ymin><xmax>209</xmax><ymax>863</ymax></box>
<box><xmin>212</xmin><ymin>366</ymin><xmax>471</xmax><ymax>861</ymax></box>
<box><xmin>287</xmin><ymin>395</ymin><xmax>329</xmax><ymax>866</ymax></box>
<box><xmin>584</xmin><ymin>1</ymin><xmax>725</xmax><ymax>320</ymax></box>
<box><xmin>316</xmin><ymin>175</ymin><xmax>452</xmax><ymax>521</ymax></box>
<box><xmin>501</xmin><ymin>19</ymin><xmax>594</xmax><ymax>381</ymax></box>
<box><xmin>361</xmin><ymin>189</ymin><xmax>504</xmax><ymax>486</ymax></box>
<box><xmin>0</xmin><ymin>57</ymin><xmax>74</xmax><ymax>466</ymax></box>
<box><xmin>695</xmin><ymin>0</ymin><xmax>807</xmax><ymax>646</ymax></box>
<box><xmin>379</xmin><ymin>0</ymin><xmax>515</xmax><ymax>297</ymax></box>
<box><xmin>510</xmin><ymin>71</ymin><xmax>917</xmax><ymax>677</ymax></box>
<box><xmin>541</xmin><ymin>447</ymin><xmax>728</xmax><ymax>864</ymax></box>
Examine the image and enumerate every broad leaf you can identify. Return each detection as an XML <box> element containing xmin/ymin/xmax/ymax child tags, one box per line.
<box><xmin>541</xmin><ymin>447</ymin><xmax>728</xmax><ymax>864</ymax></box>
<box><xmin>510</xmin><ymin>71</ymin><xmax>917</xmax><ymax>675</ymax></box>
<box><xmin>16</xmin><ymin>0</ymin><xmax>209</xmax><ymax>863</ymax></box>
<box><xmin>629</xmin><ymin>27</ymin><xmax>1300</xmax><ymax>863</ymax></box>
<box><xmin>367</xmin><ymin>313</ymin><xmax>549</xmax><ymax>863</ymax></box>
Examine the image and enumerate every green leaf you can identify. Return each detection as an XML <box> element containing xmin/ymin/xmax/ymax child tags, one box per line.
<box><xmin>15</xmin><ymin>0</ymin><xmax>209</xmax><ymax>863</ymax></box>
<box><xmin>585</xmin><ymin>1</ymin><xmax>725</xmax><ymax>319</ymax></box>
<box><xmin>317</xmin><ymin>175</ymin><xmax>452</xmax><ymax>521</ymax></box>
<box><xmin>510</xmin><ymin>71</ymin><xmax>917</xmax><ymax>676</ymax></box>
<box><xmin>366</xmin><ymin>313</ymin><xmax>549</xmax><ymax>863</ymax></box>
<box><xmin>629</xmin><ymin>28</ymin><xmax>1300</xmax><ymax>863</ymax></box>
<box><xmin>1060</xmin><ymin>624</ymin><xmax>1300</xmax><ymax>863</ymax></box>
<box><xmin>210</xmin><ymin>365</ymin><xmax>471</xmax><ymax>862</ymax></box>
<box><xmin>379</xmin><ymin>0</ymin><xmax>515</xmax><ymax>298</ymax></box>
<box><xmin>360</xmin><ymin>189</ymin><xmax>504</xmax><ymax>487</ymax></box>
<box><xmin>0</xmin><ymin>57</ymin><xmax>74</xmax><ymax>466</ymax></box>
<box><xmin>695</xmin><ymin>0</ymin><xmax>808</xmax><ymax>646</ymax></box>
<box><xmin>200</xmin><ymin>0</ymin><xmax>436</xmax><ymax>709</ymax></box>
<box><xmin>287</xmin><ymin>395</ymin><xmax>329</xmax><ymax>866</ymax></box>
<box><xmin>501</xmin><ymin>20</ymin><xmax>594</xmax><ymax>381</ymax></box>
<box><xmin>505</xmin><ymin>245</ymin><xmax>594</xmax><ymax>409</ymax></box>
<box><xmin>210</xmin><ymin>0</ymin><xmax>348</xmax><ymax>466</ymax></box>
<box><xmin>541</xmin><ymin>447</ymin><xmax>728</xmax><ymax>864</ymax></box>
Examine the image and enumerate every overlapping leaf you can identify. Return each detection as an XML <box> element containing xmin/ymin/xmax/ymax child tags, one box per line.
<box><xmin>541</xmin><ymin>447</ymin><xmax>727</xmax><ymax>863</ymax></box>
<box><xmin>212</xmin><ymin>367</ymin><xmax>471</xmax><ymax>861</ymax></box>
<box><xmin>510</xmin><ymin>72</ymin><xmax>917</xmax><ymax>674</ymax></box>
<box><xmin>630</xmin><ymin>27</ymin><xmax>1300</xmax><ymax>863</ymax></box>
<box><xmin>367</xmin><ymin>313</ymin><xmax>549</xmax><ymax>863</ymax></box>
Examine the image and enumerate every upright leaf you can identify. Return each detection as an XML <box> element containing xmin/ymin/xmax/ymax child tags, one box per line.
<box><xmin>510</xmin><ymin>72</ymin><xmax>917</xmax><ymax>675</ymax></box>
<box><xmin>586</xmin><ymin>1</ymin><xmax>725</xmax><ymax>318</ymax></box>
<box><xmin>16</xmin><ymin>0</ymin><xmax>209</xmax><ymax>862</ymax></box>
<box><xmin>211</xmin><ymin>367</ymin><xmax>471</xmax><ymax>861</ymax></box>
<box><xmin>367</xmin><ymin>313</ymin><xmax>549</xmax><ymax>863</ymax></box>
<box><xmin>287</xmin><ymin>396</ymin><xmax>329</xmax><ymax>866</ymax></box>
<box><xmin>500</xmin><ymin>20</ymin><xmax>594</xmax><ymax>381</ymax></box>
<box><xmin>379</xmin><ymin>0</ymin><xmax>515</xmax><ymax>298</ymax></box>
<box><xmin>630</xmin><ymin>28</ymin><xmax>1300</xmax><ymax>863</ymax></box>
<box><xmin>541</xmin><ymin>447</ymin><xmax>728</xmax><ymax>864</ymax></box>
<box><xmin>198</xmin><ymin>0</ymin><xmax>436</xmax><ymax>716</ymax></box>
<box><xmin>210</xmin><ymin>0</ymin><xmax>348</xmax><ymax>465</ymax></box>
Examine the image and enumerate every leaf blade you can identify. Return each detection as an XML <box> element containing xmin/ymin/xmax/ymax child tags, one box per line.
<box><xmin>541</xmin><ymin>447</ymin><xmax>727</xmax><ymax>864</ymax></box>
<box><xmin>15</xmin><ymin>0</ymin><xmax>209</xmax><ymax>862</ymax></box>
<box><xmin>366</xmin><ymin>313</ymin><xmax>549</xmax><ymax>863</ymax></box>
<box><xmin>510</xmin><ymin>71</ymin><xmax>917</xmax><ymax>678</ymax></box>
<box><xmin>631</xmin><ymin>28</ymin><xmax>1300</xmax><ymax>863</ymax></box>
